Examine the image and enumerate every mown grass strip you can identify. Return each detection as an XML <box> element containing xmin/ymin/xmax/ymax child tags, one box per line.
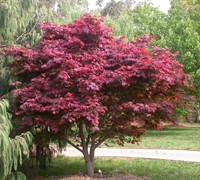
<box><xmin>103</xmin><ymin>127</ymin><xmax>200</xmax><ymax>150</ymax></box>
<box><xmin>24</xmin><ymin>156</ymin><xmax>200</xmax><ymax>180</ymax></box>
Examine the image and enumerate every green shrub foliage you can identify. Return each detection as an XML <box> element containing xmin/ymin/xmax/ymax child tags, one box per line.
<box><xmin>0</xmin><ymin>99</ymin><xmax>33</xmax><ymax>180</ymax></box>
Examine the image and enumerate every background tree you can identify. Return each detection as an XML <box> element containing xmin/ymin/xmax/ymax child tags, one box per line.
<box><xmin>101</xmin><ymin>0</ymin><xmax>134</xmax><ymax>19</ymax></box>
<box><xmin>0</xmin><ymin>0</ymin><xmax>37</xmax><ymax>178</ymax></box>
<box><xmin>0</xmin><ymin>0</ymin><xmax>38</xmax><ymax>96</ymax></box>
<box><xmin>181</xmin><ymin>0</ymin><xmax>200</xmax><ymax>12</ymax></box>
<box><xmin>0</xmin><ymin>99</ymin><xmax>33</xmax><ymax>180</ymax></box>
<box><xmin>55</xmin><ymin>0</ymin><xmax>88</xmax><ymax>23</ymax></box>
<box><xmin>2</xmin><ymin>14</ymin><xmax>191</xmax><ymax>177</ymax></box>
<box><xmin>96</xmin><ymin>0</ymin><xmax>104</xmax><ymax>7</ymax></box>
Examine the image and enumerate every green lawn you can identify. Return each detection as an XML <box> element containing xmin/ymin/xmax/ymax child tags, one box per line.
<box><xmin>23</xmin><ymin>126</ymin><xmax>200</xmax><ymax>179</ymax></box>
<box><xmin>103</xmin><ymin>126</ymin><xmax>200</xmax><ymax>150</ymax></box>
<box><xmin>24</xmin><ymin>156</ymin><xmax>200</xmax><ymax>180</ymax></box>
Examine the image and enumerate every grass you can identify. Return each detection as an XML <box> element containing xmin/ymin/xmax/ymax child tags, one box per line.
<box><xmin>23</xmin><ymin>157</ymin><xmax>86</xmax><ymax>178</ymax></box>
<box><xmin>23</xmin><ymin>125</ymin><xmax>200</xmax><ymax>179</ymax></box>
<box><xmin>103</xmin><ymin>126</ymin><xmax>200</xmax><ymax>150</ymax></box>
<box><xmin>24</xmin><ymin>156</ymin><xmax>200</xmax><ymax>180</ymax></box>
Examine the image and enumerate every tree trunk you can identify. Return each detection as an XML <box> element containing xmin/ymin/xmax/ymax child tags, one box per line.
<box><xmin>82</xmin><ymin>144</ymin><xmax>95</xmax><ymax>177</ymax></box>
<box><xmin>85</xmin><ymin>155</ymin><xmax>94</xmax><ymax>177</ymax></box>
<box><xmin>79</xmin><ymin>123</ymin><xmax>96</xmax><ymax>177</ymax></box>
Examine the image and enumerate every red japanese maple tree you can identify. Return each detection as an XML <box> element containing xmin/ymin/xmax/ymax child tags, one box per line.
<box><xmin>2</xmin><ymin>14</ymin><xmax>191</xmax><ymax>177</ymax></box>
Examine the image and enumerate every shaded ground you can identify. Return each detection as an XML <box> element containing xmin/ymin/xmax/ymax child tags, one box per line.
<box><xmin>34</xmin><ymin>173</ymin><xmax>150</xmax><ymax>180</ymax></box>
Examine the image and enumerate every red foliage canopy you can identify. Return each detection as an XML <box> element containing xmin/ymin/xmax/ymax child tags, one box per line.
<box><xmin>3</xmin><ymin>14</ymin><xmax>190</xmax><ymax>139</ymax></box>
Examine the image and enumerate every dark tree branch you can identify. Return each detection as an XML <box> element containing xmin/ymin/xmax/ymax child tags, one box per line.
<box><xmin>85</xmin><ymin>125</ymin><xmax>91</xmax><ymax>147</ymax></box>
<box><xmin>15</xmin><ymin>15</ymin><xmax>39</xmax><ymax>43</ymax></box>
<box><xmin>65</xmin><ymin>138</ymin><xmax>82</xmax><ymax>153</ymax></box>
<box><xmin>79</xmin><ymin>123</ymin><xmax>88</xmax><ymax>150</ymax></box>
<box><xmin>98</xmin><ymin>113</ymin><xmax>112</xmax><ymax>129</ymax></box>
<box><xmin>95</xmin><ymin>124</ymin><xmax>116</xmax><ymax>148</ymax></box>
<box><xmin>86</xmin><ymin>135</ymin><xmax>90</xmax><ymax>147</ymax></box>
<box><xmin>95</xmin><ymin>135</ymin><xmax>108</xmax><ymax>149</ymax></box>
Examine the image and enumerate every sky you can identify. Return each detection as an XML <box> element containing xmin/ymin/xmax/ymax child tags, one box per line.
<box><xmin>87</xmin><ymin>0</ymin><xmax>171</xmax><ymax>13</ymax></box>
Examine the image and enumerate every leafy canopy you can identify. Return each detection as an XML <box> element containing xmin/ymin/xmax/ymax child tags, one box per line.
<box><xmin>106</xmin><ymin>1</ymin><xmax>199</xmax><ymax>102</ymax></box>
<box><xmin>2</xmin><ymin>13</ymin><xmax>191</xmax><ymax>144</ymax></box>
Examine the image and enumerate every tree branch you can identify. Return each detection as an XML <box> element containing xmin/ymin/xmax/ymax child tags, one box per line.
<box><xmin>94</xmin><ymin>124</ymin><xmax>116</xmax><ymax>148</ymax></box>
<box><xmin>65</xmin><ymin>138</ymin><xmax>82</xmax><ymax>153</ymax></box>
<box><xmin>95</xmin><ymin>135</ymin><xmax>108</xmax><ymax>149</ymax></box>
<box><xmin>15</xmin><ymin>16</ymin><xmax>38</xmax><ymax>43</ymax></box>
<box><xmin>79</xmin><ymin>123</ymin><xmax>87</xmax><ymax>150</ymax></box>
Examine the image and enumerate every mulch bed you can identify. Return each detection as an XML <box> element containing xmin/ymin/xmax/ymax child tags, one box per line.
<box><xmin>34</xmin><ymin>173</ymin><xmax>150</xmax><ymax>180</ymax></box>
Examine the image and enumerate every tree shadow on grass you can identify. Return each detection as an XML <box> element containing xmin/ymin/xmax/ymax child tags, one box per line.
<box><xmin>145</xmin><ymin>127</ymin><xmax>196</xmax><ymax>137</ymax></box>
<box><xmin>21</xmin><ymin>156</ymin><xmax>86</xmax><ymax>180</ymax></box>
